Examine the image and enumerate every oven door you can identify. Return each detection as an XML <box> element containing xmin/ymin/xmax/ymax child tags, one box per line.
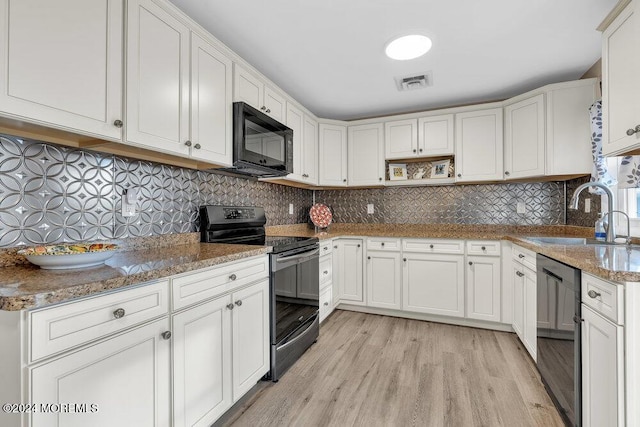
<box><xmin>270</xmin><ymin>245</ymin><xmax>319</xmax><ymax>345</ymax></box>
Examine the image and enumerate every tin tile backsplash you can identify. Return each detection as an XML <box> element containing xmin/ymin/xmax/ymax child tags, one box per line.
<box><xmin>0</xmin><ymin>135</ymin><xmax>312</xmax><ymax>247</ymax></box>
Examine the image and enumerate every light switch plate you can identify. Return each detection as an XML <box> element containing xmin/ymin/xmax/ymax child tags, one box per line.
<box><xmin>516</xmin><ymin>201</ymin><xmax>526</xmax><ymax>214</ymax></box>
<box><xmin>289</xmin><ymin>203</ymin><xmax>294</xmax><ymax>215</ymax></box>
<box><xmin>584</xmin><ymin>198</ymin><xmax>591</xmax><ymax>213</ymax></box>
<box><xmin>367</xmin><ymin>204</ymin><xmax>375</xmax><ymax>214</ymax></box>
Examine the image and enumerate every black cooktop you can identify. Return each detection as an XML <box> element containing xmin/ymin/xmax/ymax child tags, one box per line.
<box><xmin>266</xmin><ymin>236</ymin><xmax>319</xmax><ymax>254</ymax></box>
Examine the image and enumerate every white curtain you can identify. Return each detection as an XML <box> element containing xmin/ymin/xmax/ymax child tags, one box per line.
<box><xmin>618</xmin><ymin>156</ymin><xmax>640</xmax><ymax>188</ymax></box>
<box><xmin>589</xmin><ymin>100</ymin><xmax>617</xmax><ymax>193</ymax></box>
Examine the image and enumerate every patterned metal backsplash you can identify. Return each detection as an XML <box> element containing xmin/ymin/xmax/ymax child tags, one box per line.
<box><xmin>316</xmin><ymin>182</ymin><xmax>566</xmax><ymax>225</ymax></box>
<box><xmin>0</xmin><ymin>135</ymin><xmax>312</xmax><ymax>247</ymax></box>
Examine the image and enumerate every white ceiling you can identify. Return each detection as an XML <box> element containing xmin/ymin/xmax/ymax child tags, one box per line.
<box><xmin>168</xmin><ymin>0</ymin><xmax>617</xmax><ymax>121</ymax></box>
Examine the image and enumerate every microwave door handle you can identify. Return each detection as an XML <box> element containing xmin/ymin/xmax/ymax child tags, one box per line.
<box><xmin>276</xmin><ymin>249</ymin><xmax>320</xmax><ymax>262</ymax></box>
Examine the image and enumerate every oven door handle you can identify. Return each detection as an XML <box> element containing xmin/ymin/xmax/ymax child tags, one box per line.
<box><xmin>276</xmin><ymin>248</ymin><xmax>320</xmax><ymax>262</ymax></box>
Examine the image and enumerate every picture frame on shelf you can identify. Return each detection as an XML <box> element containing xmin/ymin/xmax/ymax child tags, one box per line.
<box><xmin>431</xmin><ymin>159</ymin><xmax>450</xmax><ymax>179</ymax></box>
<box><xmin>388</xmin><ymin>163</ymin><xmax>407</xmax><ymax>180</ymax></box>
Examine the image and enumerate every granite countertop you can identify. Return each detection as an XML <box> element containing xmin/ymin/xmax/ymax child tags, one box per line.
<box><xmin>3</xmin><ymin>223</ymin><xmax>640</xmax><ymax>312</ymax></box>
<box><xmin>0</xmin><ymin>233</ymin><xmax>271</xmax><ymax>311</ymax></box>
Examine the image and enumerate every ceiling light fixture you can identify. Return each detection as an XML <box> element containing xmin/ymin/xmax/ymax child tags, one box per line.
<box><xmin>385</xmin><ymin>35</ymin><xmax>432</xmax><ymax>60</ymax></box>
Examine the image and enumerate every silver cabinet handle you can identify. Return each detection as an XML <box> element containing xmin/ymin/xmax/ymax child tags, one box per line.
<box><xmin>113</xmin><ymin>119</ymin><xmax>123</xmax><ymax>128</ymax></box>
<box><xmin>113</xmin><ymin>308</ymin><xmax>125</xmax><ymax>319</ymax></box>
<box><xmin>229</xmin><ymin>274</ymin><xmax>237</xmax><ymax>281</ymax></box>
<box><xmin>324</xmin><ymin>302</ymin><xmax>329</xmax><ymax>306</ymax></box>
<box><xmin>518</xmin><ymin>254</ymin><xmax>525</xmax><ymax>259</ymax></box>
<box><xmin>226</xmin><ymin>303</ymin><xmax>235</xmax><ymax>310</ymax></box>
<box><xmin>161</xmin><ymin>331</ymin><xmax>172</xmax><ymax>340</ymax></box>
<box><xmin>323</xmin><ymin>247</ymin><xmax>328</xmax><ymax>251</ymax></box>
<box><xmin>587</xmin><ymin>290</ymin><xmax>601</xmax><ymax>299</ymax></box>
<box><xmin>266</xmin><ymin>109</ymin><xmax>271</xmax><ymax>113</ymax></box>
<box><xmin>505</xmin><ymin>171</ymin><xmax>510</xmax><ymax>176</ymax></box>
<box><xmin>184</xmin><ymin>140</ymin><xmax>192</xmax><ymax>147</ymax></box>
<box><xmin>626</xmin><ymin>125</ymin><xmax>640</xmax><ymax>136</ymax></box>
<box><xmin>516</xmin><ymin>271</ymin><xmax>524</xmax><ymax>277</ymax></box>
<box><xmin>261</xmin><ymin>106</ymin><xmax>266</xmax><ymax>111</ymax></box>
<box><xmin>194</xmin><ymin>143</ymin><xmax>201</xmax><ymax>149</ymax></box>
<box><xmin>235</xmin><ymin>300</ymin><xmax>242</xmax><ymax>306</ymax></box>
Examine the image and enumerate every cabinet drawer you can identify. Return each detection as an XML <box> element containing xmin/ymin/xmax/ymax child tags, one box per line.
<box><xmin>320</xmin><ymin>286</ymin><xmax>333</xmax><ymax>323</ymax></box>
<box><xmin>403</xmin><ymin>239</ymin><xmax>464</xmax><ymax>254</ymax></box>
<box><xmin>582</xmin><ymin>273</ymin><xmax>624</xmax><ymax>325</ymax></box>
<box><xmin>319</xmin><ymin>240</ymin><xmax>333</xmax><ymax>255</ymax></box>
<box><xmin>172</xmin><ymin>255</ymin><xmax>269</xmax><ymax>310</ymax></box>
<box><xmin>512</xmin><ymin>245</ymin><xmax>536</xmax><ymax>271</ymax></box>
<box><xmin>319</xmin><ymin>255</ymin><xmax>332</xmax><ymax>288</ymax></box>
<box><xmin>367</xmin><ymin>237</ymin><xmax>401</xmax><ymax>251</ymax></box>
<box><xmin>30</xmin><ymin>280</ymin><xmax>169</xmax><ymax>363</ymax></box>
<box><xmin>466</xmin><ymin>240</ymin><xmax>501</xmax><ymax>256</ymax></box>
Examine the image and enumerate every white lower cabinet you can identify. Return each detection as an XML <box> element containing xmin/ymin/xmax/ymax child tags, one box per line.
<box><xmin>512</xmin><ymin>264</ymin><xmax>525</xmax><ymax>337</ymax></box>
<box><xmin>30</xmin><ymin>318</ymin><xmax>171</xmax><ymax>427</ymax></box>
<box><xmin>466</xmin><ymin>255</ymin><xmax>501</xmax><ymax>322</ymax></box>
<box><xmin>402</xmin><ymin>252</ymin><xmax>465</xmax><ymax>318</ymax></box>
<box><xmin>366</xmin><ymin>249</ymin><xmax>402</xmax><ymax>310</ymax></box>
<box><xmin>319</xmin><ymin>286</ymin><xmax>333</xmax><ymax>322</ymax></box>
<box><xmin>511</xmin><ymin>245</ymin><xmax>536</xmax><ymax>360</ymax></box>
<box><xmin>333</xmin><ymin>238</ymin><xmax>364</xmax><ymax>304</ymax></box>
<box><xmin>523</xmin><ymin>266</ymin><xmax>537</xmax><ymax>360</ymax></box>
<box><xmin>582</xmin><ymin>295</ymin><xmax>625</xmax><ymax>427</ymax></box>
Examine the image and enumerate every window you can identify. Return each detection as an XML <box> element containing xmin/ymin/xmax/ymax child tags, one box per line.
<box><xmin>605</xmin><ymin>157</ymin><xmax>640</xmax><ymax>237</ymax></box>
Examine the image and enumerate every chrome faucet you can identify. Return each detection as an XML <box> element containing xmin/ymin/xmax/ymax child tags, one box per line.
<box><xmin>603</xmin><ymin>210</ymin><xmax>632</xmax><ymax>245</ymax></box>
<box><xmin>569</xmin><ymin>182</ymin><xmax>616</xmax><ymax>243</ymax></box>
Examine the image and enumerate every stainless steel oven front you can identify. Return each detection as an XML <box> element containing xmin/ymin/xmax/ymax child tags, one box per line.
<box><xmin>269</xmin><ymin>243</ymin><xmax>320</xmax><ymax>381</ymax></box>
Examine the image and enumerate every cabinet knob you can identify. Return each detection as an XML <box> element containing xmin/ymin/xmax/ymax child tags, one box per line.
<box><xmin>261</xmin><ymin>106</ymin><xmax>267</xmax><ymax>111</ymax></box>
<box><xmin>226</xmin><ymin>303</ymin><xmax>235</xmax><ymax>310</ymax></box>
<box><xmin>343</xmin><ymin>179</ymin><xmax>347</xmax><ymax>183</ymax></box>
<box><xmin>334</xmin><ymin>245</ymin><xmax>338</xmax><ymax>249</ymax></box>
<box><xmin>469</xmin><ymin>261</ymin><xmax>473</xmax><ymax>266</ymax></box>
<box><xmin>516</xmin><ymin>271</ymin><xmax>524</xmax><ymax>277</ymax></box>
<box><xmin>194</xmin><ymin>143</ymin><xmax>201</xmax><ymax>149</ymax></box>
<box><xmin>419</xmin><ymin>148</ymin><xmax>423</xmax><ymax>153</ymax></box>
<box><xmin>413</xmin><ymin>149</ymin><xmax>417</xmax><ymax>153</ymax></box>
<box><xmin>357</xmin><ymin>244</ymin><xmax>361</xmax><ymax>248</ymax></box>
<box><xmin>381</xmin><ymin>242</ymin><xmax>385</xmax><ymax>246</ymax></box>
<box><xmin>324</xmin><ymin>302</ymin><xmax>329</xmax><ymax>306</ymax></box>
<box><xmin>518</xmin><ymin>254</ymin><xmax>525</xmax><ymax>259</ymax></box>
<box><xmin>229</xmin><ymin>274</ymin><xmax>237</xmax><ymax>281</ymax></box>
<box><xmin>457</xmin><ymin>173</ymin><xmax>461</xmax><ymax>178</ymax></box>
<box><xmin>587</xmin><ymin>290</ymin><xmax>601</xmax><ymax>299</ymax></box>
<box><xmin>505</xmin><ymin>171</ymin><xmax>510</xmax><ymax>176</ymax></box>
<box><xmin>429</xmin><ymin>244</ymin><xmax>434</xmax><ymax>249</ymax></box>
<box><xmin>626</xmin><ymin>125</ymin><xmax>640</xmax><ymax>136</ymax></box>
<box><xmin>403</xmin><ymin>258</ymin><xmax>407</xmax><ymax>262</ymax></box>
<box><xmin>113</xmin><ymin>308</ymin><xmax>125</xmax><ymax>319</ymax></box>
<box><xmin>323</xmin><ymin>270</ymin><xmax>329</xmax><ymax>275</ymax></box>
<box><xmin>266</xmin><ymin>109</ymin><xmax>271</xmax><ymax>113</ymax></box>
<box><xmin>113</xmin><ymin>119</ymin><xmax>123</xmax><ymax>128</ymax></box>
<box><xmin>161</xmin><ymin>331</ymin><xmax>172</xmax><ymax>340</ymax></box>
<box><xmin>323</xmin><ymin>247</ymin><xmax>328</xmax><ymax>251</ymax></box>
<box><xmin>573</xmin><ymin>315</ymin><xmax>584</xmax><ymax>324</ymax></box>
<box><xmin>184</xmin><ymin>140</ymin><xmax>192</xmax><ymax>147</ymax></box>
<box><xmin>367</xmin><ymin>256</ymin><xmax>371</xmax><ymax>260</ymax></box>
<box><xmin>379</xmin><ymin>177</ymin><xmax>382</xmax><ymax>181</ymax></box>
<box><xmin>235</xmin><ymin>300</ymin><xmax>243</xmax><ymax>306</ymax></box>
<box><xmin>481</xmin><ymin>246</ymin><xmax>486</xmax><ymax>250</ymax></box>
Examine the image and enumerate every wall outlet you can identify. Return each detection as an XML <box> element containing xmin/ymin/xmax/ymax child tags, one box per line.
<box><xmin>121</xmin><ymin>198</ymin><xmax>137</xmax><ymax>217</ymax></box>
<box><xmin>289</xmin><ymin>203</ymin><xmax>294</xmax><ymax>215</ymax></box>
<box><xmin>367</xmin><ymin>204</ymin><xmax>375</xmax><ymax>214</ymax></box>
<box><xmin>584</xmin><ymin>198</ymin><xmax>591</xmax><ymax>213</ymax></box>
<box><xmin>516</xmin><ymin>201</ymin><xmax>526</xmax><ymax>214</ymax></box>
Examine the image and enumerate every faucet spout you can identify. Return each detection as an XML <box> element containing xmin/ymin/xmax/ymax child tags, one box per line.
<box><xmin>569</xmin><ymin>182</ymin><xmax>616</xmax><ymax>243</ymax></box>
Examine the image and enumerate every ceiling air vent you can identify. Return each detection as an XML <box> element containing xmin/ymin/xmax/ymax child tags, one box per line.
<box><xmin>395</xmin><ymin>71</ymin><xmax>433</xmax><ymax>92</ymax></box>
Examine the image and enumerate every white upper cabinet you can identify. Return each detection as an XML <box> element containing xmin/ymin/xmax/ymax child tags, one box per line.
<box><xmin>419</xmin><ymin>114</ymin><xmax>455</xmax><ymax>156</ymax></box>
<box><xmin>602</xmin><ymin>0</ymin><xmax>640</xmax><ymax>156</ymax></box>
<box><xmin>126</xmin><ymin>0</ymin><xmax>190</xmax><ymax>156</ymax></box>
<box><xmin>455</xmin><ymin>107</ymin><xmax>504</xmax><ymax>182</ymax></box>
<box><xmin>504</xmin><ymin>94</ymin><xmax>545</xmax><ymax>179</ymax></box>
<box><xmin>0</xmin><ymin>0</ymin><xmax>123</xmax><ymax>140</ymax></box>
<box><xmin>319</xmin><ymin>123</ymin><xmax>348</xmax><ymax>186</ymax></box>
<box><xmin>190</xmin><ymin>32</ymin><xmax>233</xmax><ymax>166</ymax></box>
<box><xmin>348</xmin><ymin>123</ymin><xmax>385</xmax><ymax>186</ymax></box>
<box><xmin>286</xmin><ymin>103</ymin><xmax>317</xmax><ymax>184</ymax></box>
<box><xmin>384</xmin><ymin>118</ymin><xmax>418</xmax><ymax>159</ymax></box>
<box><xmin>233</xmin><ymin>64</ymin><xmax>285</xmax><ymax>122</ymax></box>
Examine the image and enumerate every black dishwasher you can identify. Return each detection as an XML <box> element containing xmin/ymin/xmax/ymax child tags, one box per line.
<box><xmin>536</xmin><ymin>254</ymin><xmax>582</xmax><ymax>427</ymax></box>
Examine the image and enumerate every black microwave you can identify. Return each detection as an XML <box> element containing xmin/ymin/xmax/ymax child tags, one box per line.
<box><xmin>229</xmin><ymin>102</ymin><xmax>293</xmax><ymax>177</ymax></box>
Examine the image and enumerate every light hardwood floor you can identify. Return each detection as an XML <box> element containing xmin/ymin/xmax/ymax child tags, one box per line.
<box><xmin>224</xmin><ymin>310</ymin><xmax>564</xmax><ymax>427</ymax></box>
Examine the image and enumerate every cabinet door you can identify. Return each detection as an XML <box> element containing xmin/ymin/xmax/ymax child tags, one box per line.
<box><xmin>190</xmin><ymin>33</ymin><xmax>232</xmax><ymax>166</ymax></box>
<box><xmin>332</xmin><ymin>242</ymin><xmax>341</xmax><ymax>305</ymax></box>
<box><xmin>384</xmin><ymin>119</ymin><xmax>417</xmax><ymax>159</ymax></box>
<box><xmin>233</xmin><ymin>64</ymin><xmax>263</xmax><ymax>110</ymax></box>
<box><xmin>263</xmin><ymin>86</ymin><xmax>286</xmax><ymax>122</ymax></box>
<box><xmin>0</xmin><ymin>0</ymin><xmax>123</xmax><ymax>140</ymax></box>
<box><xmin>302</xmin><ymin>115</ymin><xmax>318</xmax><ymax>184</ymax></box>
<box><xmin>319</xmin><ymin>286</ymin><xmax>333</xmax><ymax>323</ymax></box>
<box><xmin>287</xmin><ymin>103</ymin><xmax>305</xmax><ymax>180</ymax></box>
<box><xmin>466</xmin><ymin>256</ymin><xmax>501</xmax><ymax>322</ymax></box>
<box><xmin>602</xmin><ymin>1</ymin><xmax>640</xmax><ymax>155</ymax></box>
<box><xmin>30</xmin><ymin>318</ymin><xmax>170</xmax><ymax>427</ymax></box>
<box><xmin>402</xmin><ymin>253</ymin><xmax>464</xmax><ymax>318</ymax></box>
<box><xmin>582</xmin><ymin>305</ymin><xmax>624</xmax><ymax>427</ymax></box>
<box><xmin>455</xmin><ymin>108</ymin><xmax>503</xmax><ymax>182</ymax></box>
<box><xmin>126</xmin><ymin>0</ymin><xmax>190</xmax><ymax>155</ymax></box>
<box><xmin>536</xmin><ymin>270</ymin><xmax>557</xmax><ymax>330</ymax></box>
<box><xmin>366</xmin><ymin>251</ymin><xmax>402</xmax><ymax>310</ymax></box>
<box><xmin>172</xmin><ymin>295</ymin><xmax>232</xmax><ymax>427</ymax></box>
<box><xmin>348</xmin><ymin>123</ymin><xmax>385</xmax><ymax>186</ymax></box>
<box><xmin>512</xmin><ymin>266</ymin><xmax>525</xmax><ymax>339</ymax></box>
<box><xmin>337</xmin><ymin>239</ymin><xmax>364</xmax><ymax>303</ymax></box>
<box><xmin>418</xmin><ymin>114</ymin><xmax>454</xmax><ymax>156</ymax></box>
<box><xmin>319</xmin><ymin>123</ymin><xmax>348</xmax><ymax>186</ymax></box>
<box><xmin>232</xmin><ymin>280</ymin><xmax>270</xmax><ymax>401</ymax></box>
<box><xmin>523</xmin><ymin>267</ymin><xmax>537</xmax><ymax>360</ymax></box>
<box><xmin>504</xmin><ymin>94</ymin><xmax>545</xmax><ymax>179</ymax></box>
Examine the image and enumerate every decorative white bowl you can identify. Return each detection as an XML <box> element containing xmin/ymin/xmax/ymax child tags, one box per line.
<box><xmin>18</xmin><ymin>243</ymin><xmax>119</xmax><ymax>270</ymax></box>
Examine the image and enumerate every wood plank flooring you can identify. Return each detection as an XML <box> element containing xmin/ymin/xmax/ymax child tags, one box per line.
<box><xmin>224</xmin><ymin>310</ymin><xmax>564</xmax><ymax>427</ymax></box>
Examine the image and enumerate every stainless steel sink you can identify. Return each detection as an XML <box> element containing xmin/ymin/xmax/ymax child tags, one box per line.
<box><xmin>526</xmin><ymin>236</ymin><xmax>629</xmax><ymax>246</ymax></box>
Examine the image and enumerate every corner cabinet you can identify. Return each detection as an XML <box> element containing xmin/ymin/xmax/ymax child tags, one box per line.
<box><xmin>602</xmin><ymin>0</ymin><xmax>640</xmax><ymax>156</ymax></box>
<box><xmin>454</xmin><ymin>107</ymin><xmax>503</xmax><ymax>182</ymax></box>
<box><xmin>0</xmin><ymin>0</ymin><xmax>124</xmax><ymax>140</ymax></box>
<box><xmin>318</xmin><ymin>123</ymin><xmax>348</xmax><ymax>186</ymax></box>
<box><xmin>347</xmin><ymin>123</ymin><xmax>385</xmax><ymax>186</ymax></box>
